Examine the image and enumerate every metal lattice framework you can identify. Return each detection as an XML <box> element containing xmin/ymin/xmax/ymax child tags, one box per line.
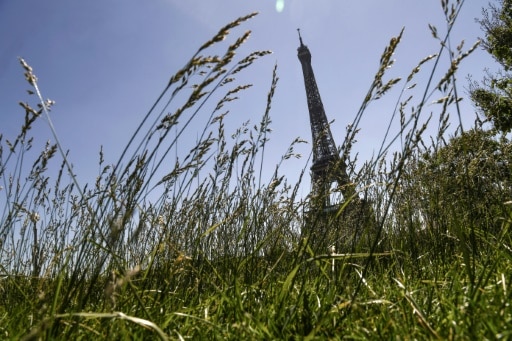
<box><xmin>297</xmin><ymin>30</ymin><xmax>353</xmax><ymax>206</ymax></box>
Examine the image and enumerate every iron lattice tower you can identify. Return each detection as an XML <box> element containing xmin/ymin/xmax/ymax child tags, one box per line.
<box><xmin>297</xmin><ymin>30</ymin><xmax>353</xmax><ymax>208</ymax></box>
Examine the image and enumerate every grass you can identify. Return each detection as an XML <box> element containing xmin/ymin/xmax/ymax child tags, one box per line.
<box><xmin>2</xmin><ymin>2</ymin><xmax>512</xmax><ymax>339</ymax></box>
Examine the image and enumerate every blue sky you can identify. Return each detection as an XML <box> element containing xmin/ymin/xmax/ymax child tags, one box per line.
<box><xmin>0</xmin><ymin>0</ymin><xmax>495</xmax><ymax>196</ymax></box>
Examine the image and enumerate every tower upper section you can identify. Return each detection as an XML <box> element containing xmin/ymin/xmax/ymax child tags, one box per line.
<box><xmin>296</xmin><ymin>29</ymin><xmax>339</xmax><ymax>167</ymax></box>
<box><xmin>297</xmin><ymin>30</ymin><xmax>355</xmax><ymax>206</ymax></box>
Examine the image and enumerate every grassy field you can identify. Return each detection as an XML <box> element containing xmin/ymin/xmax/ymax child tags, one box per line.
<box><xmin>2</xmin><ymin>4</ymin><xmax>512</xmax><ymax>340</ymax></box>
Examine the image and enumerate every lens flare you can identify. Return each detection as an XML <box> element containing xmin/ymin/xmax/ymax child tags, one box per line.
<box><xmin>276</xmin><ymin>0</ymin><xmax>284</xmax><ymax>13</ymax></box>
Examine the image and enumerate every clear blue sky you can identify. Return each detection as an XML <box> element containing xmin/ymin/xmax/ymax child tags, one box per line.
<box><xmin>0</xmin><ymin>0</ymin><xmax>494</xmax><ymax>195</ymax></box>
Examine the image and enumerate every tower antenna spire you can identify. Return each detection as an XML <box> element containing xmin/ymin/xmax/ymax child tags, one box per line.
<box><xmin>297</xmin><ymin>28</ymin><xmax>304</xmax><ymax>46</ymax></box>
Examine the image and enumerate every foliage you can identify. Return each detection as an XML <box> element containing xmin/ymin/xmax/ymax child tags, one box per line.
<box><xmin>392</xmin><ymin>127</ymin><xmax>512</xmax><ymax>273</ymax></box>
<box><xmin>421</xmin><ymin>128</ymin><xmax>511</xmax><ymax>232</ymax></box>
<box><xmin>470</xmin><ymin>0</ymin><xmax>512</xmax><ymax>133</ymax></box>
<box><xmin>1</xmin><ymin>2</ymin><xmax>512</xmax><ymax>340</ymax></box>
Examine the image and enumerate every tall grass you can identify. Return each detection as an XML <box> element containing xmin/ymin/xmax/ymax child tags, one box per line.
<box><xmin>1</xmin><ymin>2</ymin><xmax>511</xmax><ymax>339</ymax></box>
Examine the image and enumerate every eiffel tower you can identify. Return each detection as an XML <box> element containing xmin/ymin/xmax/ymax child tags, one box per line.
<box><xmin>297</xmin><ymin>29</ymin><xmax>354</xmax><ymax>209</ymax></box>
<box><xmin>297</xmin><ymin>30</ymin><xmax>372</xmax><ymax>252</ymax></box>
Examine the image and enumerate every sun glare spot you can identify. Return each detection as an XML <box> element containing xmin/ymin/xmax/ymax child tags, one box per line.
<box><xmin>276</xmin><ymin>0</ymin><xmax>284</xmax><ymax>13</ymax></box>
